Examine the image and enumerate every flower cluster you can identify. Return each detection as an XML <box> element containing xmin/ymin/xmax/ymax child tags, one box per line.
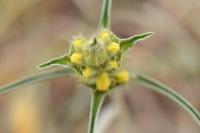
<box><xmin>38</xmin><ymin>29</ymin><xmax>152</xmax><ymax>92</ymax></box>
<box><xmin>69</xmin><ymin>29</ymin><xmax>129</xmax><ymax>91</ymax></box>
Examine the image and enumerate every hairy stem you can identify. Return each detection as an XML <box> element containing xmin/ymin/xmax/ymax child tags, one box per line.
<box><xmin>88</xmin><ymin>91</ymin><xmax>106</xmax><ymax>133</ymax></box>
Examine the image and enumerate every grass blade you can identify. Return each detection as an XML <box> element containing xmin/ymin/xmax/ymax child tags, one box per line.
<box><xmin>132</xmin><ymin>73</ymin><xmax>200</xmax><ymax>126</ymax></box>
<box><xmin>99</xmin><ymin>0</ymin><xmax>112</xmax><ymax>29</ymax></box>
<box><xmin>0</xmin><ymin>69</ymin><xmax>73</xmax><ymax>95</ymax></box>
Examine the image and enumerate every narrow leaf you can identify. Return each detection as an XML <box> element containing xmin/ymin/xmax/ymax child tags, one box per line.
<box><xmin>120</xmin><ymin>32</ymin><xmax>153</xmax><ymax>51</ymax></box>
<box><xmin>132</xmin><ymin>73</ymin><xmax>200</xmax><ymax>126</ymax></box>
<box><xmin>0</xmin><ymin>69</ymin><xmax>73</xmax><ymax>95</ymax></box>
<box><xmin>99</xmin><ymin>0</ymin><xmax>112</xmax><ymax>29</ymax></box>
<box><xmin>37</xmin><ymin>55</ymin><xmax>70</xmax><ymax>69</ymax></box>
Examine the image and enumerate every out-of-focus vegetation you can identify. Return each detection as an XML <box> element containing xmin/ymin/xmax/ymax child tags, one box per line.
<box><xmin>0</xmin><ymin>0</ymin><xmax>200</xmax><ymax>133</ymax></box>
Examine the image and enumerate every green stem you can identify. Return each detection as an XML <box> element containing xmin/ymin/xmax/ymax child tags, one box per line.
<box><xmin>133</xmin><ymin>73</ymin><xmax>200</xmax><ymax>126</ymax></box>
<box><xmin>88</xmin><ymin>91</ymin><xmax>106</xmax><ymax>133</ymax></box>
<box><xmin>99</xmin><ymin>0</ymin><xmax>112</xmax><ymax>29</ymax></box>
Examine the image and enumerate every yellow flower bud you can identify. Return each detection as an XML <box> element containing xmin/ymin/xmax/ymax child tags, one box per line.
<box><xmin>82</xmin><ymin>67</ymin><xmax>93</xmax><ymax>78</ymax></box>
<box><xmin>72</xmin><ymin>38</ymin><xmax>85</xmax><ymax>50</ymax></box>
<box><xmin>96</xmin><ymin>72</ymin><xmax>111</xmax><ymax>91</ymax></box>
<box><xmin>107</xmin><ymin>42</ymin><xmax>120</xmax><ymax>55</ymax></box>
<box><xmin>99</xmin><ymin>31</ymin><xmax>110</xmax><ymax>41</ymax></box>
<box><xmin>108</xmin><ymin>60</ymin><xmax>118</xmax><ymax>69</ymax></box>
<box><xmin>115</xmin><ymin>70</ymin><xmax>129</xmax><ymax>83</ymax></box>
<box><xmin>70</xmin><ymin>53</ymin><xmax>83</xmax><ymax>65</ymax></box>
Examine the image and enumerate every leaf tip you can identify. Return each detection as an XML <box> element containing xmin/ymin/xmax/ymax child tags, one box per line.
<box><xmin>144</xmin><ymin>32</ymin><xmax>154</xmax><ymax>38</ymax></box>
<box><xmin>36</xmin><ymin>64</ymin><xmax>48</xmax><ymax>70</ymax></box>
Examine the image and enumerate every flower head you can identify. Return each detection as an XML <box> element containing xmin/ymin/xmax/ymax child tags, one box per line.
<box><xmin>39</xmin><ymin>29</ymin><xmax>152</xmax><ymax>92</ymax></box>
<box><xmin>67</xmin><ymin>29</ymin><xmax>129</xmax><ymax>91</ymax></box>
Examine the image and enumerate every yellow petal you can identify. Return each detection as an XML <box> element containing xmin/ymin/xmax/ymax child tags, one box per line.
<box><xmin>107</xmin><ymin>42</ymin><xmax>120</xmax><ymax>54</ymax></box>
<box><xmin>96</xmin><ymin>72</ymin><xmax>111</xmax><ymax>91</ymax></box>
<box><xmin>70</xmin><ymin>53</ymin><xmax>83</xmax><ymax>65</ymax></box>
<box><xmin>115</xmin><ymin>70</ymin><xmax>129</xmax><ymax>83</ymax></box>
<box><xmin>82</xmin><ymin>67</ymin><xmax>93</xmax><ymax>78</ymax></box>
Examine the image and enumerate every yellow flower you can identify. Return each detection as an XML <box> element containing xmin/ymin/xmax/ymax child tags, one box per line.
<box><xmin>82</xmin><ymin>67</ymin><xmax>93</xmax><ymax>78</ymax></box>
<box><xmin>107</xmin><ymin>42</ymin><xmax>120</xmax><ymax>54</ymax></box>
<box><xmin>115</xmin><ymin>70</ymin><xmax>129</xmax><ymax>83</ymax></box>
<box><xmin>108</xmin><ymin>60</ymin><xmax>118</xmax><ymax>69</ymax></box>
<box><xmin>72</xmin><ymin>39</ymin><xmax>85</xmax><ymax>50</ymax></box>
<box><xmin>70</xmin><ymin>53</ymin><xmax>83</xmax><ymax>65</ymax></box>
<box><xmin>99</xmin><ymin>30</ymin><xmax>110</xmax><ymax>41</ymax></box>
<box><xmin>96</xmin><ymin>72</ymin><xmax>111</xmax><ymax>91</ymax></box>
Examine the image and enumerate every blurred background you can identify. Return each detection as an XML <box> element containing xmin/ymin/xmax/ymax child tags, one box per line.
<box><xmin>0</xmin><ymin>0</ymin><xmax>200</xmax><ymax>133</ymax></box>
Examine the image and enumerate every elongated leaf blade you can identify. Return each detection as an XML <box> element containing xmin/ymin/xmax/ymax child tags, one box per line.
<box><xmin>0</xmin><ymin>69</ymin><xmax>73</xmax><ymax>95</ymax></box>
<box><xmin>99</xmin><ymin>0</ymin><xmax>112</xmax><ymax>29</ymax></box>
<box><xmin>37</xmin><ymin>55</ymin><xmax>70</xmax><ymax>69</ymax></box>
<box><xmin>120</xmin><ymin>32</ymin><xmax>153</xmax><ymax>51</ymax></box>
<box><xmin>132</xmin><ymin>73</ymin><xmax>200</xmax><ymax>126</ymax></box>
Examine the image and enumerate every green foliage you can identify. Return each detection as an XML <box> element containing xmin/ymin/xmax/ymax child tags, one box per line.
<box><xmin>37</xmin><ymin>55</ymin><xmax>70</xmax><ymax>69</ymax></box>
<box><xmin>120</xmin><ymin>32</ymin><xmax>153</xmax><ymax>52</ymax></box>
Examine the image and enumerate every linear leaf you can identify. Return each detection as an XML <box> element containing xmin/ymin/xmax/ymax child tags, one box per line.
<box><xmin>132</xmin><ymin>73</ymin><xmax>200</xmax><ymax>126</ymax></box>
<box><xmin>37</xmin><ymin>55</ymin><xmax>70</xmax><ymax>69</ymax></box>
<box><xmin>0</xmin><ymin>69</ymin><xmax>73</xmax><ymax>95</ymax></box>
<box><xmin>120</xmin><ymin>32</ymin><xmax>153</xmax><ymax>51</ymax></box>
<box><xmin>99</xmin><ymin>0</ymin><xmax>112</xmax><ymax>29</ymax></box>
